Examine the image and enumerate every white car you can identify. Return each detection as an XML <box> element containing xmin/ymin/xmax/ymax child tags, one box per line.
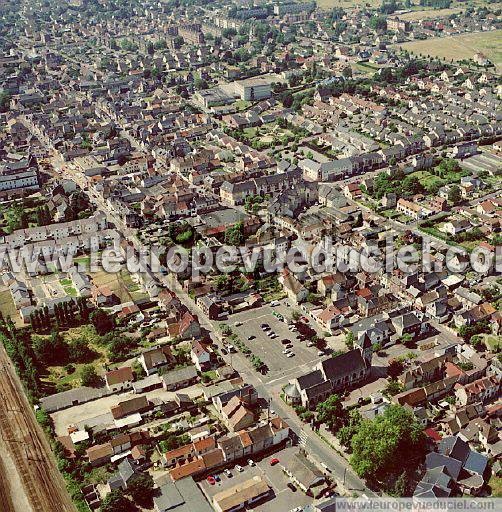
<box><xmin>234</xmin><ymin>321</ymin><xmax>242</xmax><ymax>327</ymax></box>
<box><xmin>236</xmin><ymin>464</ymin><xmax>244</xmax><ymax>472</ymax></box>
<box><xmin>307</xmin><ymin>341</ymin><xmax>315</xmax><ymax>347</ymax></box>
<box><xmin>282</xmin><ymin>349</ymin><xmax>290</xmax><ymax>354</ymax></box>
<box><xmin>248</xmin><ymin>459</ymin><xmax>255</xmax><ymax>466</ymax></box>
<box><xmin>317</xmin><ymin>350</ymin><xmax>324</xmax><ymax>356</ymax></box>
<box><xmin>270</xmin><ymin>300</ymin><xmax>280</xmax><ymax>306</ymax></box>
<box><xmin>224</xmin><ymin>469</ymin><xmax>232</xmax><ymax>477</ymax></box>
<box><xmin>286</xmin><ymin>352</ymin><xmax>295</xmax><ymax>358</ymax></box>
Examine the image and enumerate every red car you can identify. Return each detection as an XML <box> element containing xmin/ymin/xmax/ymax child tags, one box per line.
<box><xmin>207</xmin><ymin>476</ymin><xmax>216</xmax><ymax>485</ymax></box>
<box><xmin>270</xmin><ymin>458</ymin><xmax>280</xmax><ymax>466</ymax></box>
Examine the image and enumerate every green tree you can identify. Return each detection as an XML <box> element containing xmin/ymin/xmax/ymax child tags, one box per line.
<box><xmin>126</xmin><ymin>473</ymin><xmax>154</xmax><ymax>508</ymax></box>
<box><xmin>338</xmin><ymin>409</ymin><xmax>362</xmax><ymax>449</ymax></box>
<box><xmin>224</xmin><ymin>222</ymin><xmax>244</xmax><ymax>246</ymax></box>
<box><xmin>387</xmin><ymin>359</ymin><xmax>404</xmax><ymax>380</ymax></box>
<box><xmin>350</xmin><ymin>405</ymin><xmax>425</xmax><ymax>481</ymax></box>
<box><xmin>316</xmin><ymin>394</ymin><xmax>347</xmax><ymax>432</ymax></box>
<box><xmin>448</xmin><ymin>185</ymin><xmax>462</xmax><ymax>204</ymax></box>
<box><xmin>90</xmin><ymin>308</ymin><xmax>114</xmax><ymax>335</ymax></box>
<box><xmin>32</xmin><ymin>331</ymin><xmax>67</xmax><ymax>366</ymax></box>
<box><xmin>68</xmin><ymin>338</ymin><xmax>95</xmax><ymax>364</ymax></box>
<box><xmin>80</xmin><ymin>365</ymin><xmax>100</xmax><ymax>387</ymax></box>
<box><xmin>100</xmin><ymin>489</ymin><xmax>136</xmax><ymax>512</ymax></box>
<box><xmin>345</xmin><ymin>331</ymin><xmax>355</xmax><ymax>349</ymax></box>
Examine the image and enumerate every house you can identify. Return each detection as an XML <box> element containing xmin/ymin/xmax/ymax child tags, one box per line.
<box><xmin>343</xmin><ymin>182</ymin><xmax>362</xmax><ymax>200</ymax></box>
<box><xmin>316</xmin><ymin>304</ymin><xmax>347</xmax><ymax>334</ymax></box>
<box><xmin>221</xmin><ymin>395</ymin><xmax>255</xmax><ymax>432</ymax></box>
<box><xmin>153</xmin><ymin>477</ymin><xmax>213</xmax><ymax>512</ymax></box>
<box><xmin>138</xmin><ymin>346</ymin><xmax>175</xmax><ymax>376</ymax></box>
<box><xmin>86</xmin><ymin>443</ymin><xmax>113</xmax><ymax>467</ymax></box>
<box><xmin>107</xmin><ymin>459</ymin><xmax>137</xmax><ymax>491</ymax></box>
<box><xmin>283</xmin><ymin>452</ymin><xmax>326</xmax><ymax>497</ymax></box>
<box><xmin>415</xmin><ymin>434</ymin><xmax>490</xmax><ymax>497</ymax></box>
<box><xmin>191</xmin><ymin>340</ymin><xmax>214</xmax><ymax>372</ymax></box>
<box><xmin>196</xmin><ymin>294</ymin><xmax>221</xmax><ymax>320</ymax></box>
<box><xmin>440</xmin><ymin>219</ymin><xmax>471</xmax><ymax>237</ymax></box>
<box><xmin>213</xmin><ymin>384</ymin><xmax>259</xmax><ymax>413</ymax></box>
<box><xmin>111</xmin><ymin>395</ymin><xmax>149</xmax><ymax>420</ymax></box>
<box><xmin>281</xmin><ymin>272</ymin><xmax>308</xmax><ymax>304</ymax></box>
<box><xmin>212</xmin><ymin>476</ymin><xmax>270</xmax><ymax>512</ymax></box>
<box><xmin>455</xmin><ymin>376</ymin><xmax>500</xmax><ymax>406</ymax></box>
<box><xmin>391</xmin><ymin>312</ymin><xmax>428</xmax><ymax>339</ymax></box>
<box><xmin>104</xmin><ymin>366</ymin><xmax>134</xmax><ymax>392</ymax></box>
<box><xmin>396</xmin><ymin>198</ymin><xmax>432</xmax><ymax>220</ymax></box>
<box><xmin>398</xmin><ymin>355</ymin><xmax>449</xmax><ymax>390</ymax></box>
<box><xmin>162</xmin><ymin>366</ymin><xmax>198</xmax><ymax>391</ymax></box>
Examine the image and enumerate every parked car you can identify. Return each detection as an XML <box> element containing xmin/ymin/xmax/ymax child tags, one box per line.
<box><xmin>207</xmin><ymin>476</ymin><xmax>216</xmax><ymax>485</ymax></box>
<box><xmin>286</xmin><ymin>352</ymin><xmax>295</xmax><ymax>358</ymax></box>
<box><xmin>236</xmin><ymin>464</ymin><xmax>244</xmax><ymax>472</ymax></box>
<box><xmin>248</xmin><ymin>335</ymin><xmax>256</xmax><ymax>341</ymax></box>
<box><xmin>248</xmin><ymin>459</ymin><xmax>255</xmax><ymax>466</ymax></box>
<box><xmin>270</xmin><ymin>458</ymin><xmax>280</xmax><ymax>466</ymax></box>
<box><xmin>224</xmin><ymin>469</ymin><xmax>232</xmax><ymax>477</ymax></box>
<box><xmin>281</xmin><ymin>339</ymin><xmax>289</xmax><ymax>345</ymax></box>
<box><xmin>287</xmin><ymin>482</ymin><xmax>297</xmax><ymax>492</ymax></box>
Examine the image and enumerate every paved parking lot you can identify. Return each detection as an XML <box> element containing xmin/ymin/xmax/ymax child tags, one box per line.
<box><xmin>199</xmin><ymin>447</ymin><xmax>313</xmax><ymax>512</ymax></box>
<box><xmin>228</xmin><ymin>303</ymin><xmax>323</xmax><ymax>384</ymax></box>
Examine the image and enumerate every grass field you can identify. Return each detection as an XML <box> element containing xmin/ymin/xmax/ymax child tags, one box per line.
<box><xmin>395</xmin><ymin>30</ymin><xmax>502</xmax><ymax>70</ymax></box>
<box><xmin>91</xmin><ymin>269</ymin><xmax>148</xmax><ymax>303</ymax></box>
<box><xmin>399</xmin><ymin>7</ymin><xmax>465</xmax><ymax>21</ymax></box>
<box><xmin>482</xmin><ymin>334</ymin><xmax>501</xmax><ymax>352</ymax></box>
<box><xmin>0</xmin><ymin>289</ymin><xmax>21</xmax><ymax>325</ymax></box>
<box><xmin>489</xmin><ymin>475</ymin><xmax>502</xmax><ymax>497</ymax></box>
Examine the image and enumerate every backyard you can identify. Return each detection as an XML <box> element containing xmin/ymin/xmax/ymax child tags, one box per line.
<box><xmin>39</xmin><ymin>325</ymin><xmax>109</xmax><ymax>392</ymax></box>
<box><xmin>90</xmin><ymin>269</ymin><xmax>149</xmax><ymax>303</ymax></box>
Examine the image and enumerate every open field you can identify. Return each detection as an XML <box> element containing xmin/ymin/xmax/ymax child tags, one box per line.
<box><xmin>91</xmin><ymin>268</ymin><xmax>148</xmax><ymax>302</ymax></box>
<box><xmin>395</xmin><ymin>30</ymin><xmax>502</xmax><ymax>70</ymax></box>
<box><xmin>317</xmin><ymin>0</ymin><xmax>502</xmax><ymax>10</ymax></box>
<box><xmin>0</xmin><ymin>289</ymin><xmax>22</xmax><ymax>326</ymax></box>
<box><xmin>399</xmin><ymin>7</ymin><xmax>465</xmax><ymax>20</ymax></box>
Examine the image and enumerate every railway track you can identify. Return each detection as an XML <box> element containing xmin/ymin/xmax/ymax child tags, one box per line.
<box><xmin>0</xmin><ymin>345</ymin><xmax>77</xmax><ymax>512</ymax></box>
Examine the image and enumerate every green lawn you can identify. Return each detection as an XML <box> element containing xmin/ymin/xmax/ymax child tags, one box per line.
<box><xmin>409</xmin><ymin>171</ymin><xmax>445</xmax><ymax>192</ymax></box>
<box><xmin>397</xmin><ymin>214</ymin><xmax>413</xmax><ymax>224</ymax></box>
<box><xmin>489</xmin><ymin>475</ymin><xmax>502</xmax><ymax>497</ymax></box>
<box><xmin>482</xmin><ymin>334</ymin><xmax>501</xmax><ymax>352</ymax></box>
<box><xmin>63</xmin><ymin>286</ymin><xmax>78</xmax><ymax>297</ymax></box>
